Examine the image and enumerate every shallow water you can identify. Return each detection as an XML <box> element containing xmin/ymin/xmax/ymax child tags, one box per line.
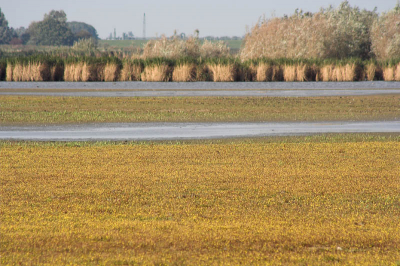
<box><xmin>1</xmin><ymin>81</ymin><xmax>400</xmax><ymax>89</ymax></box>
<box><xmin>1</xmin><ymin>81</ymin><xmax>400</xmax><ymax>97</ymax></box>
<box><xmin>1</xmin><ymin>121</ymin><xmax>399</xmax><ymax>141</ymax></box>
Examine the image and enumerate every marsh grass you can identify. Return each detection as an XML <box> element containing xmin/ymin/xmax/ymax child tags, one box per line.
<box><xmin>1</xmin><ymin>95</ymin><xmax>399</xmax><ymax>125</ymax></box>
<box><xmin>120</xmin><ymin>59</ymin><xmax>144</xmax><ymax>81</ymax></box>
<box><xmin>1</xmin><ymin>139</ymin><xmax>400</xmax><ymax>264</ymax></box>
<box><xmin>141</xmin><ymin>58</ymin><xmax>173</xmax><ymax>82</ymax></box>
<box><xmin>1</xmin><ymin>53</ymin><xmax>400</xmax><ymax>82</ymax></box>
<box><xmin>206</xmin><ymin>58</ymin><xmax>240</xmax><ymax>82</ymax></box>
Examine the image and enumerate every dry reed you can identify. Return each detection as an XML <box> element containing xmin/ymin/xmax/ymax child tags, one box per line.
<box><xmin>365</xmin><ymin>63</ymin><xmax>377</xmax><ymax>81</ymax></box>
<box><xmin>207</xmin><ymin>64</ymin><xmax>238</xmax><ymax>82</ymax></box>
<box><xmin>383</xmin><ymin>67</ymin><xmax>395</xmax><ymax>81</ymax></box>
<box><xmin>141</xmin><ymin>65</ymin><xmax>171</xmax><ymax>82</ymax></box>
<box><xmin>395</xmin><ymin>63</ymin><xmax>400</xmax><ymax>81</ymax></box>
<box><xmin>283</xmin><ymin>65</ymin><xmax>297</xmax><ymax>82</ymax></box>
<box><xmin>172</xmin><ymin>64</ymin><xmax>197</xmax><ymax>82</ymax></box>
<box><xmin>271</xmin><ymin>65</ymin><xmax>283</xmax><ymax>81</ymax></box>
<box><xmin>82</xmin><ymin>63</ymin><xmax>97</xmax><ymax>82</ymax></box>
<box><xmin>321</xmin><ymin>65</ymin><xmax>335</xmax><ymax>81</ymax></box>
<box><xmin>256</xmin><ymin>64</ymin><xmax>273</xmax><ymax>81</ymax></box>
<box><xmin>63</xmin><ymin>64</ymin><xmax>75</xmax><ymax>82</ymax></box>
<box><xmin>104</xmin><ymin>63</ymin><xmax>120</xmax><ymax>82</ymax></box>
<box><xmin>120</xmin><ymin>62</ymin><xmax>143</xmax><ymax>81</ymax></box>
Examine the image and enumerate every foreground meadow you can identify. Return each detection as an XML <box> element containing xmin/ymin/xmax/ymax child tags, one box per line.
<box><xmin>1</xmin><ymin>135</ymin><xmax>400</xmax><ymax>265</ymax></box>
<box><xmin>1</xmin><ymin>95</ymin><xmax>400</xmax><ymax>124</ymax></box>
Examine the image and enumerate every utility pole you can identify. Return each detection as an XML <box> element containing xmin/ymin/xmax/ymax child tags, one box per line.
<box><xmin>143</xmin><ymin>13</ymin><xmax>146</xmax><ymax>40</ymax></box>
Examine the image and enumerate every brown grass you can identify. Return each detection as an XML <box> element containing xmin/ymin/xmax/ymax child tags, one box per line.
<box><xmin>104</xmin><ymin>63</ymin><xmax>120</xmax><ymax>82</ymax></box>
<box><xmin>82</xmin><ymin>63</ymin><xmax>97</xmax><ymax>82</ymax></box>
<box><xmin>321</xmin><ymin>65</ymin><xmax>335</xmax><ymax>81</ymax></box>
<box><xmin>365</xmin><ymin>63</ymin><xmax>377</xmax><ymax>81</ymax></box>
<box><xmin>395</xmin><ymin>63</ymin><xmax>400</xmax><ymax>81</ymax></box>
<box><xmin>73</xmin><ymin>63</ymin><xmax>83</xmax><ymax>82</ymax></box>
<box><xmin>296</xmin><ymin>64</ymin><xmax>312</xmax><ymax>81</ymax></box>
<box><xmin>283</xmin><ymin>65</ymin><xmax>297</xmax><ymax>82</ymax></box>
<box><xmin>207</xmin><ymin>64</ymin><xmax>238</xmax><ymax>82</ymax></box>
<box><xmin>344</xmin><ymin>64</ymin><xmax>363</xmax><ymax>81</ymax></box>
<box><xmin>120</xmin><ymin>62</ymin><xmax>143</xmax><ymax>81</ymax></box>
<box><xmin>255</xmin><ymin>63</ymin><xmax>273</xmax><ymax>81</ymax></box>
<box><xmin>383</xmin><ymin>67</ymin><xmax>395</xmax><ymax>81</ymax></box>
<box><xmin>141</xmin><ymin>65</ymin><xmax>171</xmax><ymax>82</ymax></box>
<box><xmin>63</xmin><ymin>64</ymin><xmax>74</xmax><ymax>82</ymax></box>
<box><xmin>172</xmin><ymin>64</ymin><xmax>197</xmax><ymax>82</ymax></box>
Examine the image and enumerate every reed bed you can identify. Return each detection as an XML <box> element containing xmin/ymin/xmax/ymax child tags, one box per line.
<box><xmin>120</xmin><ymin>60</ymin><xmax>144</xmax><ymax>81</ymax></box>
<box><xmin>4</xmin><ymin>56</ymin><xmax>61</xmax><ymax>81</ymax></box>
<box><xmin>172</xmin><ymin>63</ymin><xmax>197</xmax><ymax>82</ymax></box>
<box><xmin>141</xmin><ymin>58</ymin><xmax>173</xmax><ymax>82</ymax></box>
<box><xmin>2</xmin><ymin>54</ymin><xmax>400</xmax><ymax>82</ymax></box>
<box><xmin>207</xmin><ymin>64</ymin><xmax>237</xmax><ymax>82</ymax></box>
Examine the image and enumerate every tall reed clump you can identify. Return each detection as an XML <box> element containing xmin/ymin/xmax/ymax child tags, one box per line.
<box><xmin>364</xmin><ymin>60</ymin><xmax>381</xmax><ymax>81</ymax></box>
<box><xmin>64</xmin><ymin>57</ymin><xmax>97</xmax><ymax>82</ymax></box>
<box><xmin>172</xmin><ymin>58</ymin><xmax>198</xmax><ymax>82</ymax></box>
<box><xmin>380</xmin><ymin>60</ymin><xmax>400</xmax><ymax>81</ymax></box>
<box><xmin>240</xmin><ymin>2</ymin><xmax>377</xmax><ymax>61</ymax></box>
<box><xmin>5</xmin><ymin>55</ymin><xmax>56</xmax><ymax>81</ymax></box>
<box><xmin>120</xmin><ymin>59</ymin><xmax>144</xmax><ymax>81</ymax></box>
<box><xmin>141</xmin><ymin>58</ymin><xmax>173</xmax><ymax>82</ymax></box>
<box><xmin>371</xmin><ymin>4</ymin><xmax>400</xmax><ymax>60</ymax></box>
<box><xmin>318</xmin><ymin>59</ymin><xmax>364</xmax><ymax>81</ymax></box>
<box><xmin>103</xmin><ymin>57</ymin><xmax>122</xmax><ymax>82</ymax></box>
<box><xmin>63</xmin><ymin>57</ymin><xmax>121</xmax><ymax>82</ymax></box>
<box><xmin>207</xmin><ymin>58</ymin><xmax>239</xmax><ymax>82</ymax></box>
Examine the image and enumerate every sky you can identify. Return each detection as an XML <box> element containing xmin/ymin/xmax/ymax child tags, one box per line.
<box><xmin>0</xmin><ymin>0</ymin><xmax>397</xmax><ymax>39</ymax></box>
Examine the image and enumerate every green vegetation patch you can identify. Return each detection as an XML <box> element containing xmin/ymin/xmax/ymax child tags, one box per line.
<box><xmin>0</xmin><ymin>95</ymin><xmax>399</xmax><ymax>125</ymax></box>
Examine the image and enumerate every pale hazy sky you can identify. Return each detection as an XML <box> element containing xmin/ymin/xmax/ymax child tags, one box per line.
<box><xmin>0</xmin><ymin>0</ymin><xmax>397</xmax><ymax>39</ymax></box>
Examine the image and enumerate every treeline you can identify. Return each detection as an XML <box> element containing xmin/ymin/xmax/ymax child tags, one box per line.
<box><xmin>0</xmin><ymin>9</ymin><xmax>98</xmax><ymax>46</ymax></box>
<box><xmin>1</xmin><ymin>55</ymin><xmax>400</xmax><ymax>82</ymax></box>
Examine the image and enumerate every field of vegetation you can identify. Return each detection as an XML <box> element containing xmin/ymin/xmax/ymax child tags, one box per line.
<box><xmin>1</xmin><ymin>95</ymin><xmax>400</xmax><ymax>125</ymax></box>
<box><xmin>1</xmin><ymin>135</ymin><xmax>399</xmax><ymax>264</ymax></box>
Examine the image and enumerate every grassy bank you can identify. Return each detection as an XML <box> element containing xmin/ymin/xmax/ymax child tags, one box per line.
<box><xmin>1</xmin><ymin>136</ymin><xmax>399</xmax><ymax>264</ymax></box>
<box><xmin>1</xmin><ymin>95</ymin><xmax>399</xmax><ymax>125</ymax></box>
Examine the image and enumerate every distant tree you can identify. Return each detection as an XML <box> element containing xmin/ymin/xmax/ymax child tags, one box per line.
<box><xmin>44</xmin><ymin>10</ymin><xmax>67</xmax><ymax>23</ymax></box>
<box><xmin>75</xmin><ymin>29</ymin><xmax>93</xmax><ymax>40</ymax></box>
<box><xmin>67</xmin><ymin>21</ymin><xmax>99</xmax><ymax>40</ymax></box>
<box><xmin>0</xmin><ymin>8</ymin><xmax>13</xmax><ymax>44</ymax></box>
<box><xmin>27</xmin><ymin>10</ymin><xmax>76</xmax><ymax>46</ymax></box>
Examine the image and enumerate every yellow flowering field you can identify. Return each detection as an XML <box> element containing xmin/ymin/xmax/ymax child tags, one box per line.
<box><xmin>1</xmin><ymin>137</ymin><xmax>400</xmax><ymax>264</ymax></box>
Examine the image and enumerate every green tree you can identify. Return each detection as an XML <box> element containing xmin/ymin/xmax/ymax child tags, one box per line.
<box><xmin>67</xmin><ymin>21</ymin><xmax>99</xmax><ymax>39</ymax></box>
<box><xmin>27</xmin><ymin>10</ymin><xmax>76</xmax><ymax>46</ymax></box>
<box><xmin>0</xmin><ymin>8</ymin><xmax>13</xmax><ymax>44</ymax></box>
